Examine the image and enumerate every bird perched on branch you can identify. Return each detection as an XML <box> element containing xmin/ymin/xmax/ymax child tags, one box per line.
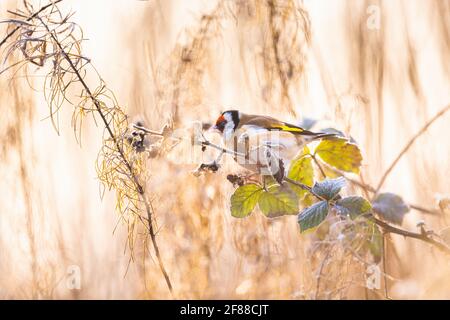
<box><xmin>210</xmin><ymin>110</ymin><xmax>335</xmax><ymax>178</ymax></box>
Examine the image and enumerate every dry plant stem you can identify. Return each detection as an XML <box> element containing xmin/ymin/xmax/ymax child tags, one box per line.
<box><xmin>375</xmin><ymin>104</ymin><xmax>450</xmax><ymax>194</ymax></box>
<box><xmin>0</xmin><ymin>0</ymin><xmax>63</xmax><ymax>48</ymax></box>
<box><xmin>409</xmin><ymin>204</ymin><xmax>439</xmax><ymax>215</ymax></box>
<box><xmin>37</xmin><ymin>17</ymin><xmax>173</xmax><ymax>294</ymax></box>
<box><xmin>201</xmin><ymin>140</ymin><xmax>246</xmax><ymax>158</ymax></box>
<box><xmin>382</xmin><ymin>233</ymin><xmax>390</xmax><ymax>299</ymax></box>
<box><xmin>314</xmin><ymin>245</ymin><xmax>332</xmax><ymax>299</ymax></box>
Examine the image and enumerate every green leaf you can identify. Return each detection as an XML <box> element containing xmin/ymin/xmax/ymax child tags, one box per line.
<box><xmin>335</xmin><ymin>196</ymin><xmax>372</xmax><ymax>219</ymax></box>
<box><xmin>298</xmin><ymin>201</ymin><xmax>329</xmax><ymax>232</ymax></box>
<box><xmin>372</xmin><ymin>192</ymin><xmax>410</xmax><ymax>225</ymax></box>
<box><xmin>312</xmin><ymin>177</ymin><xmax>346</xmax><ymax>200</ymax></box>
<box><xmin>287</xmin><ymin>146</ymin><xmax>313</xmax><ymax>198</ymax></box>
<box><xmin>258</xmin><ymin>185</ymin><xmax>298</xmax><ymax>218</ymax></box>
<box><xmin>315</xmin><ymin>138</ymin><xmax>362</xmax><ymax>173</ymax></box>
<box><xmin>230</xmin><ymin>184</ymin><xmax>263</xmax><ymax>218</ymax></box>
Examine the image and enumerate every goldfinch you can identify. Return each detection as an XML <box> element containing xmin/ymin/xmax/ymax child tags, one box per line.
<box><xmin>211</xmin><ymin>110</ymin><xmax>335</xmax><ymax>175</ymax></box>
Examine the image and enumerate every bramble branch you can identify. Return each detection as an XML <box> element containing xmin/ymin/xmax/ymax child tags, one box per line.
<box><xmin>371</xmin><ymin>217</ymin><xmax>450</xmax><ymax>255</ymax></box>
<box><xmin>194</xmin><ymin>134</ymin><xmax>450</xmax><ymax>255</ymax></box>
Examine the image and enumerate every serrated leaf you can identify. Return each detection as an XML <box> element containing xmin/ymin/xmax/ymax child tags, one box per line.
<box><xmin>298</xmin><ymin>201</ymin><xmax>329</xmax><ymax>232</ymax></box>
<box><xmin>312</xmin><ymin>177</ymin><xmax>346</xmax><ymax>200</ymax></box>
<box><xmin>315</xmin><ymin>138</ymin><xmax>362</xmax><ymax>173</ymax></box>
<box><xmin>230</xmin><ymin>184</ymin><xmax>263</xmax><ymax>218</ymax></box>
<box><xmin>335</xmin><ymin>196</ymin><xmax>372</xmax><ymax>219</ymax></box>
<box><xmin>372</xmin><ymin>192</ymin><xmax>410</xmax><ymax>225</ymax></box>
<box><xmin>258</xmin><ymin>185</ymin><xmax>298</xmax><ymax>218</ymax></box>
<box><xmin>287</xmin><ymin>146</ymin><xmax>313</xmax><ymax>198</ymax></box>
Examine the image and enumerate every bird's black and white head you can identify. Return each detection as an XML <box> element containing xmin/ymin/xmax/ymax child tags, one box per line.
<box><xmin>212</xmin><ymin>110</ymin><xmax>240</xmax><ymax>141</ymax></box>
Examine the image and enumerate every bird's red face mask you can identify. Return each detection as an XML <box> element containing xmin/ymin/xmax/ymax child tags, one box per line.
<box><xmin>212</xmin><ymin>114</ymin><xmax>227</xmax><ymax>133</ymax></box>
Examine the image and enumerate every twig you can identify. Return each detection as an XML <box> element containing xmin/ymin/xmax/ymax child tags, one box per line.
<box><xmin>133</xmin><ymin>124</ymin><xmax>164</xmax><ymax>136</ymax></box>
<box><xmin>371</xmin><ymin>217</ymin><xmax>450</xmax><ymax>255</ymax></box>
<box><xmin>200</xmin><ymin>139</ymin><xmax>247</xmax><ymax>158</ymax></box>
<box><xmin>409</xmin><ymin>204</ymin><xmax>440</xmax><ymax>216</ymax></box>
<box><xmin>358</xmin><ymin>173</ymin><xmax>371</xmax><ymax>200</ymax></box>
<box><xmin>284</xmin><ymin>176</ymin><xmax>321</xmax><ymax>199</ymax></box>
<box><xmin>375</xmin><ymin>104</ymin><xmax>450</xmax><ymax>194</ymax></box>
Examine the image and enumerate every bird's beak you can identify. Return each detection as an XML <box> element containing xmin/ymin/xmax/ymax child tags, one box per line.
<box><xmin>209</xmin><ymin>125</ymin><xmax>220</xmax><ymax>133</ymax></box>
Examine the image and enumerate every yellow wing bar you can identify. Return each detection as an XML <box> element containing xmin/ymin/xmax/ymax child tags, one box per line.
<box><xmin>269</xmin><ymin>124</ymin><xmax>306</xmax><ymax>133</ymax></box>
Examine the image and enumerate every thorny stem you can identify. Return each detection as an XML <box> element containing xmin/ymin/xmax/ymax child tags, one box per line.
<box><xmin>283</xmin><ymin>176</ymin><xmax>323</xmax><ymax>199</ymax></box>
<box><xmin>375</xmin><ymin>104</ymin><xmax>450</xmax><ymax>194</ymax></box>
<box><xmin>287</xmin><ymin>176</ymin><xmax>450</xmax><ymax>255</ymax></box>
<box><xmin>36</xmin><ymin>16</ymin><xmax>174</xmax><ymax>294</ymax></box>
<box><xmin>371</xmin><ymin>216</ymin><xmax>450</xmax><ymax>255</ymax></box>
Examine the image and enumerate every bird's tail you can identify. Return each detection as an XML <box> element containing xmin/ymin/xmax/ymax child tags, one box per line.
<box><xmin>290</xmin><ymin>130</ymin><xmax>338</xmax><ymax>147</ymax></box>
<box><xmin>310</xmin><ymin>132</ymin><xmax>338</xmax><ymax>140</ymax></box>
